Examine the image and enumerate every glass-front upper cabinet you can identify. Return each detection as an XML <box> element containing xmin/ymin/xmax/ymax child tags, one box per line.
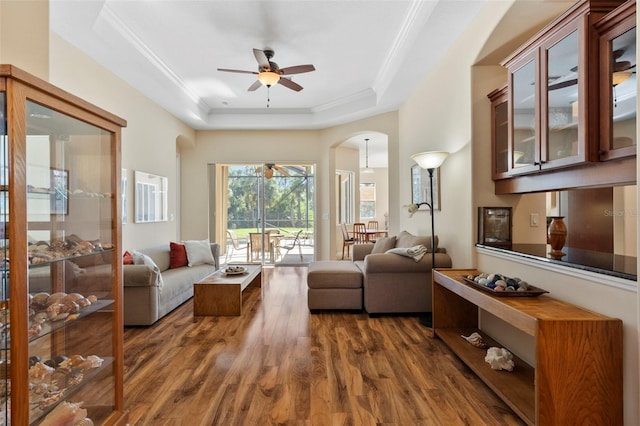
<box><xmin>1</xmin><ymin>65</ymin><xmax>127</xmax><ymax>426</ymax></box>
<box><xmin>502</xmin><ymin>0</ymin><xmax>624</xmax><ymax>177</ymax></box>
<box><xmin>597</xmin><ymin>0</ymin><xmax>636</xmax><ymax>161</ymax></box>
<box><xmin>509</xmin><ymin>53</ymin><xmax>539</xmax><ymax>175</ymax></box>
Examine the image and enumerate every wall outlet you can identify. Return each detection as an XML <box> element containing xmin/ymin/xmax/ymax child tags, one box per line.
<box><xmin>530</xmin><ymin>213</ymin><xmax>539</xmax><ymax>227</ymax></box>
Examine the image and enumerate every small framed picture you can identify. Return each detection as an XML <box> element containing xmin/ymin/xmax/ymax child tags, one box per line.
<box><xmin>478</xmin><ymin>207</ymin><xmax>512</xmax><ymax>247</ymax></box>
<box><xmin>50</xmin><ymin>168</ymin><xmax>68</xmax><ymax>215</ymax></box>
<box><xmin>411</xmin><ymin>165</ymin><xmax>440</xmax><ymax>211</ymax></box>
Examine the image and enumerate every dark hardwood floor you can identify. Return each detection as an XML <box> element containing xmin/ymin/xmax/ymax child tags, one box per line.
<box><xmin>123</xmin><ymin>266</ymin><xmax>524</xmax><ymax>425</ymax></box>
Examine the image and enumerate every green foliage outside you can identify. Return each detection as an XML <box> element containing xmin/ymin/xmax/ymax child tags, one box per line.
<box><xmin>226</xmin><ymin>165</ymin><xmax>315</xmax><ymax>235</ymax></box>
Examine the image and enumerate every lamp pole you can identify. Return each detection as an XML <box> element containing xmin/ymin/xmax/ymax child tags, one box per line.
<box><xmin>411</xmin><ymin>151</ymin><xmax>449</xmax><ymax>328</ymax></box>
<box><xmin>415</xmin><ymin>168</ymin><xmax>436</xmax><ymax>327</ymax></box>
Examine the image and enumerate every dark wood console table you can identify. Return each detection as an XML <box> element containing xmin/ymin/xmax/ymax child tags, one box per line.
<box><xmin>432</xmin><ymin>269</ymin><xmax>623</xmax><ymax>426</ymax></box>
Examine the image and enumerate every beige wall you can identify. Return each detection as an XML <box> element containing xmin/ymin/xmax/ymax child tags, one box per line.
<box><xmin>49</xmin><ymin>34</ymin><xmax>196</xmax><ymax>250</ymax></box>
<box><xmin>0</xmin><ymin>0</ymin><xmax>49</xmax><ymax>79</ymax></box>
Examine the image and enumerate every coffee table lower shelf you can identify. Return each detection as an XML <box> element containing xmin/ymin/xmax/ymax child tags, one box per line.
<box><xmin>435</xmin><ymin>328</ymin><xmax>535</xmax><ymax>425</ymax></box>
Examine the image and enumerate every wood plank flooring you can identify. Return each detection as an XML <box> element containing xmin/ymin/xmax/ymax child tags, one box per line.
<box><xmin>123</xmin><ymin>266</ymin><xmax>525</xmax><ymax>425</ymax></box>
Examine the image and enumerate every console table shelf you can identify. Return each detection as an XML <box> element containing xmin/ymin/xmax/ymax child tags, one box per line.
<box><xmin>433</xmin><ymin>269</ymin><xmax>623</xmax><ymax>426</ymax></box>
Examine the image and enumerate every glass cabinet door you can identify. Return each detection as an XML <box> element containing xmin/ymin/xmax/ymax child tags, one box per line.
<box><xmin>488</xmin><ymin>86</ymin><xmax>509</xmax><ymax>180</ymax></box>
<box><xmin>510</xmin><ymin>54</ymin><xmax>538</xmax><ymax>174</ymax></box>
<box><xmin>544</xmin><ymin>28</ymin><xmax>584</xmax><ymax>166</ymax></box>
<box><xmin>25</xmin><ymin>100</ymin><xmax>116</xmax><ymax>424</ymax></box>
<box><xmin>598</xmin><ymin>6</ymin><xmax>636</xmax><ymax>161</ymax></box>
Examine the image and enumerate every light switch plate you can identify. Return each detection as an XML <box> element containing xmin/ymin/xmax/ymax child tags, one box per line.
<box><xmin>530</xmin><ymin>213</ymin><xmax>539</xmax><ymax>227</ymax></box>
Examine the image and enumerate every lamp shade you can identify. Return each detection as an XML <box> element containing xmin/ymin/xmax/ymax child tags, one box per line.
<box><xmin>258</xmin><ymin>71</ymin><xmax>280</xmax><ymax>87</ymax></box>
<box><xmin>411</xmin><ymin>151</ymin><xmax>449</xmax><ymax>169</ymax></box>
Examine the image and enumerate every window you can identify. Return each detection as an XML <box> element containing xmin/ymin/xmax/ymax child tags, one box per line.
<box><xmin>359</xmin><ymin>183</ymin><xmax>375</xmax><ymax>219</ymax></box>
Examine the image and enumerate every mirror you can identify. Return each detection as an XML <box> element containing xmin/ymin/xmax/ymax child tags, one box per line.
<box><xmin>134</xmin><ymin>171</ymin><xmax>168</xmax><ymax>223</ymax></box>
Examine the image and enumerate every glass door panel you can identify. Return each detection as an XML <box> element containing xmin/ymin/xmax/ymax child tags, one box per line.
<box><xmin>25</xmin><ymin>100</ymin><xmax>116</xmax><ymax>424</ymax></box>
<box><xmin>511</xmin><ymin>58</ymin><xmax>538</xmax><ymax>172</ymax></box>
<box><xmin>611</xmin><ymin>28</ymin><xmax>636</xmax><ymax>151</ymax></box>
<box><xmin>218</xmin><ymin>163</ymin><xmax>315</xmax><ymax>265</ymax></box>
<box><xmin>546</xmin><ymin>29</ymin><xmax>580</xmax><ymax>162</ymax></box>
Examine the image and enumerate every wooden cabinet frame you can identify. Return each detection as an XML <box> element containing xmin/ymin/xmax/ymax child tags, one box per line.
<box><xmin>433</xmin><ymin>269</ymin><xmax>623</xmax><ymax>426</ymax></box>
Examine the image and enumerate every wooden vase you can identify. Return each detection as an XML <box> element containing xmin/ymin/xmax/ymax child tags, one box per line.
<box><xmin>548</xmin><ymin>216</ymin><xmax>567</xmax><ymax>256</ymax></box>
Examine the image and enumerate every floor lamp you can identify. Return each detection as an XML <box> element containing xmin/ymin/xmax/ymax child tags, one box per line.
<box><xmin>410</xmin><ymin>151</ymin><xmax>449</xmax><ymax>327</ymax></box>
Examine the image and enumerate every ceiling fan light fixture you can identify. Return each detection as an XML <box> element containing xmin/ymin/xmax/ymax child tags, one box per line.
<box><xmin>612</xmin><ymin>71</ymin><xmax>632</xmax><ymax>86</ymax></box>
<box><xmin>258</xmin><ymin>71</ymin><xmax>280</xmax><ymax>87</ymax></box>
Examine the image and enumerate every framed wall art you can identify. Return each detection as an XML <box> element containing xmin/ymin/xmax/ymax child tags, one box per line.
<box><xmin>50</xmin><ymin>168</ymin><xmax>68</xmax><ymax>215</ymax></box>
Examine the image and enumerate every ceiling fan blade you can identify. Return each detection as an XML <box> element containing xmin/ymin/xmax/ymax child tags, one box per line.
<box><xmin>273</xmin><ymin>165</ymin><xmax>291</xmax><ymax>177</ymax></box>
<box><xmin>278</xmin><ymin>78</ymin><xmax>303</xmax><ymax>92</ymax></box>
<box><xmin>248</xmin><ymin>80</ymin><xmax>262</xmax><ymax>91</ymax></box>
<box><xmin>253</xmin><ymin>48</ymin><xmax>270</xmax><ymax>70</ymax></box>
<box><xmin>217</xmin><ymin>68</ymin><xmax>258</xmax><ymax>75</ymax></box>
<box><xmin>548</xmin><ymin>79</ymin><xmax>577</xmax><ymax>91</ymax></box>
<box><xmin>614</xmin><ymin>61</ymin><xmax>633</xmax><ymax>72</ymax></box>
<box><xmin>278</xmin><ymin>64</ymin><xmax>316</xmax><ymax>75</ymax></box>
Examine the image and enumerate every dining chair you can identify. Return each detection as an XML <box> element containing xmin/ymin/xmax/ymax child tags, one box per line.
<box><xmin>248</xmin><ymin>232</ymin><xmax>272</xmax><ymax>263</ymax></box>
<box><xmin>341</xmin><ymin>223</ymin><xmax>355</xmax><ymax>259</ymax></box>
<box><xmin>352</xmin><ymin>222</ymin><xmax>367</xmax><ymax>244</ymax></box>
<box><xmin>366</xmin><ymin>220</ymin><xmax>379</xmax><ymax>242</ymax></box>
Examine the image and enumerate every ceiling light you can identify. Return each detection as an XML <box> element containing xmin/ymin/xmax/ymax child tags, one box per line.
<box><xmin>258</xmin><ymin>72</ymin><xmax>280</xmax><ymax>87</ymax></box>
<box><xmin>361</xmin><ymin>138</ymin><xmax>374</xmax><ymax>174</ymax></box>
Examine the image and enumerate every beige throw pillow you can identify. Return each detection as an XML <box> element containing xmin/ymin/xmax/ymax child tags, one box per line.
<box><xmin>395</xmin><ymin>230</ymin><xmax>438</xmax><ymax>252</ymax></box>
<box><xmin>371</xmin><ymin>236</ymin><xmax>396</xmax><ymax>254</ymax></box>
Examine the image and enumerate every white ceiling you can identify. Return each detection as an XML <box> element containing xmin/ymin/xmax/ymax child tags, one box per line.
<box><xmin>49</xmin><ymin>0</ymin><xmax>487</xmax><ymax>167</ymax></box>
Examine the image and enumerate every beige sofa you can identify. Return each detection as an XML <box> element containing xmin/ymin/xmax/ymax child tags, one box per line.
<box><xmin>353</xmin><ymin>231</ymin><xmax>452</xmax><ymax>314</ymax></box>
<box><xmin>123</xmin><ymin>243</ymin><xmax>220</xmax><ymax>326</ymax></box>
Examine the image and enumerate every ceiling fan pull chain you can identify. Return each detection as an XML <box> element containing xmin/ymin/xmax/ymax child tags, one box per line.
<box><xmin>613</xmin><ymin>85</ymin><xmax>618</xmax><ymax>108</ymax></box>
<box><xmin>267</xmin><ymin>86</ymin><xmax>271</xmax><ymax>108</ymax></box>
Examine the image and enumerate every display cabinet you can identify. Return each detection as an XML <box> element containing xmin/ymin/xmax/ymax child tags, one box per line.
<box><xmin>502</xmin><ymin>0</ymin><xmax>624</xmax><ymax>176</ymax></box>
<box><xmin>1</xmin><ymin>65</ymin><xmax>127</xmax><ymax>425</ymax></box>
<box><xmin>596</xmin><ymin>0</ymin><xmax>636</xmax><ymax>161</ymax></box>
<box><xmin>487</xmin><ymin>85</ymin><xmax>509</xmax><ymax>180</ymax></box>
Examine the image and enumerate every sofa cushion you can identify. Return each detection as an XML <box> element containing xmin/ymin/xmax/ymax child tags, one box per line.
<box><xmin>396</xmin><ymin>230</ymin><xmax>438</xmax><ymax>252</ymax></box>
<box><xmin>169</xmin><ymin>242</ymin><xmax>188</xmax><ymax>269</ymax></box>
<box><xmin>371</xmin><ymin>236</ymin><xmax>396</xmax><ymax>254</ymax></box>
<box><xmin>184</xmin><ymin>239</ymin><xmax>216</xmax><ymax>267</ymax></box>
<box><xmin>307</xmin><ymin>261</ymin><xmax>362</xmax><ymax>289</ymax></box>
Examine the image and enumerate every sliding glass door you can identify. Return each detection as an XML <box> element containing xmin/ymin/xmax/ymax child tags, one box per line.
<box><xmin>210</xmin><ymin>163</ymin><xmax>315</xmax><ymax>265</ymax></box>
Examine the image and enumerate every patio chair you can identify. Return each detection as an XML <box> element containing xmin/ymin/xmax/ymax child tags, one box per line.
<box><xmin>277</xmin><ymin>229</ymin><xmax>304</xmax><ymax>262</ymax></box>
<box><xmin>226</xmin><ymin>230</ymin><xmax>248</xmax><ymax>263</ymax></box>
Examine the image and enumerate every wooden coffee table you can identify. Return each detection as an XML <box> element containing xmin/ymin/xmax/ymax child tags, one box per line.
<box><xmin>193</xmin><ymin>264</ymin><xmax>262</xmax><ymax>316</ymax></box>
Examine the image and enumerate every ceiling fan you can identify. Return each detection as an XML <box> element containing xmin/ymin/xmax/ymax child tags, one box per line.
<box><xmin>548</xmin><ymin>49</ymin><xmax>635</xmax><ymax>91</ymax></box>
<box><xmin>218</xmin><ymin>48</ymin><xmax>316</xmax><ymax>92</ymax></box>
<box><xmin>256</xmin><ymin>164</ymin><xmax>291</xmax><ymax>179</ymax></box>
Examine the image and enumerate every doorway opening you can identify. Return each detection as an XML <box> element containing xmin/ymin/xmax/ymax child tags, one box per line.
<box><xmin>209</xmin><ymin>163</ymin><xmax>315</xmax><ymax>265</ymax></box>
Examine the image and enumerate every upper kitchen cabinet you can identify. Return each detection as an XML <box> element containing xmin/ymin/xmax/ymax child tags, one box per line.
<box><xmin>502</xmin><ymin>0</ymin><xmax>625</xmax><ymax>177</ymax></box>
<box><xmin>488</xmin><ymin>85</ymin><xmax>510</xmax><ymax>180</ymax></box>
<box><xmin>596</xmin><ymin>0</ymin><xmax>636</xmax><ymax>161</ymax></box>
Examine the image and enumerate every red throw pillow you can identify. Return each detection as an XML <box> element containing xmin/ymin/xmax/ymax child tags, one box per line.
<box><xmin>169</xmin><ymin>242</ymin><xmax>188</xmax><ymax>269</ymax></box>
<box><xmin>123</xmin><ymin>250</ymin><xmax>134</xmax><ymax>265</ymax></box>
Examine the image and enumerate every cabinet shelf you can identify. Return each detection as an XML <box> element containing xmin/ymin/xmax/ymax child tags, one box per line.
<box><xmin>28</xmin><ymin>356</ymin><xmax>114</xmax><ymax>424</ymax></box>
<box><xmin>436</xmin><ymin>328</ymin><xmax>535</xmax><ymax>424</ymax></box>
<box><xmin>28</xmin><ymin>248</ymin><xmax>114</xmax><ymax>268</ymax></box>
<box><xmin>28</xmin><ymin>299</ymin><xmax>115</xmax><ymax>344</ymax></box>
